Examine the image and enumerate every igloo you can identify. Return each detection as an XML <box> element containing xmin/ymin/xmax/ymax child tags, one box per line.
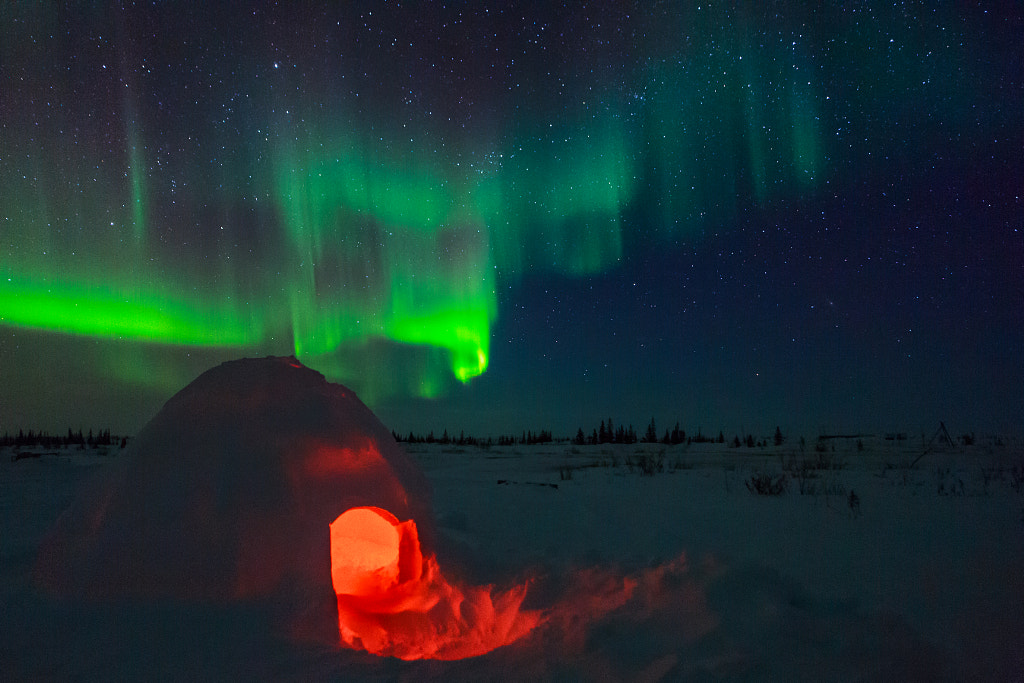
<box><xmin>35</xmin><ymin>356</ymin><xmax>538</xmax><ymax>660</ymax></box>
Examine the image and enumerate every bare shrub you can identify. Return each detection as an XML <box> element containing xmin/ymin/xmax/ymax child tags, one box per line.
<box><xmin>1010</xmin><ymin>465</ymin><xmax>1024</xmax><ymax>494</ymax></box>
<box><xmin>978</xmin><ymin>466</ymin><xmax>1002</xmax><ymax>496</ymax></box>
<box><xmin>634</xmin><ymin>451</ymin><xmax>665</xmax><ymax>476</ymax></box>
<box><xmin>848</xmin><ymin>490</ymin><xmax>861</xmax><ymax>517</ymax></box>
<box><xmin>670</xmin><ymin>457</ymin><xmax>693</xmax><ymax>471</ymax></box>
<box><xmin>746</xmin><ymin>472</ymin><xmax>788</xmax><ymax>496</ymax></box>
<box><xmin>935</xmin><ymin>467</ymin><xmax>964</xmax><ymax>496</ymax></box>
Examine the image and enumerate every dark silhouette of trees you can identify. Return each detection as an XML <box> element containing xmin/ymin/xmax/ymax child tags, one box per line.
<box><xmin>2</xmin><ymin>428</ymin><xmax>117</xmax><ymax>450</ymax></box>
<box><xmin>670</xmin><ymin>423</ymin><xmax>685</xmax><ymax>445</ymax></box>
<box><xmin>690</xmin><ymin>429</ymin><xmax>714</xmax><ymax>444</ymax></box>
<box><xmin>643</xmin><ymin>418</ymin><xmax>658</xmax><ymax>444</ymax></box>
<box><xmin>388</xmin><ymin>421</ymin><xmax>789</xmax><ymax>451</ymax></box>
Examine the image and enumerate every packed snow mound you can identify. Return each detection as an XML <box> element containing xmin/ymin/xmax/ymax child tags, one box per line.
<box><xmin>34</xmin><ymin>356</ymin><xmax>434</xmax><ymax>616</ymax></box>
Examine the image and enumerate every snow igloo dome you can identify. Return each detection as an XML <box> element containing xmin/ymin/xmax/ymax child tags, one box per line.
<box><xmin>34</xmin><ymin>357</ymin><xmax>436</xmax><ymax>628</ymax></box>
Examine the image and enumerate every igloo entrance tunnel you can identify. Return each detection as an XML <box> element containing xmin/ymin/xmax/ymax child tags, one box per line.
<box><xmin>34</xmin><ymin>356</ymin><xmax>540</xmax><ymax>660</ymax></box>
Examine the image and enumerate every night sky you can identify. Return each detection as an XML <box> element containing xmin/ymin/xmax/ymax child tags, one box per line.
<box><xmin>1</xmin><ymin>3</ymin><xmax>1021</xmax><ymax>439</ymax></box>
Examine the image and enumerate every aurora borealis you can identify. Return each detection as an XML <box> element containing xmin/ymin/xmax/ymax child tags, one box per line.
<box><xmin>2</xmin><ymin>3</ymin><xmax>1022</xmax><ymax>437</ymax></box>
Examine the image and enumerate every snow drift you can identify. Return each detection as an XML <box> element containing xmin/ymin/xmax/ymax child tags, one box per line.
<box><xmin>34</xmin><ymin>356</ymin><xmax>538</xmax><ymax>659</ymax></box>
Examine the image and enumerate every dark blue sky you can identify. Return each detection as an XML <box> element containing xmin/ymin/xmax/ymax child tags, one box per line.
<box><xmin>1</xmin><ymin>3</ymin><xmax>1021</xmax><ymax>438</ymax></box>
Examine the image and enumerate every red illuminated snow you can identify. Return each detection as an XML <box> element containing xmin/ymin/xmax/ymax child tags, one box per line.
<box><xmin>33</xmin><ymin>356</ymin><xmax>541</xmax><ymax>660</ymax></box>
<box><xmin>330</xmin><ymin>505</ymin><xmax>540</xmax><ymax>660</ymax></box>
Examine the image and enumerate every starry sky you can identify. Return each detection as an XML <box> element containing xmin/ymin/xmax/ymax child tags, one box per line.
<box><xmin>1</xmin><ymin>2</ymin><xmax>1022</xmax><ymax>439</ymax></box>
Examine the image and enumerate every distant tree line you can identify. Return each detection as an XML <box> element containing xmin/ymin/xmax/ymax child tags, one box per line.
<box><xmin>1</xmin><ymin>428</ymin><xmax>126</xmax><ymax>449</ymax></box>
<box><xmin>573</xmin><ymin>417</ymin><xmax>642</xmax><ymax>445</ymax></box>
<box><xmin>392</xmin><ymin>419</ymin><xmax>790</xmax><ymax>449</ymax></box>
<box><xmin>392</xmin><ymin>429</ymin><xmax>557</xmax><ymax>447</ymax></box>
<box><xmin>573</xmin><ymin>418</ymin><xmax>733</xmax><ymax>447</ymax></box>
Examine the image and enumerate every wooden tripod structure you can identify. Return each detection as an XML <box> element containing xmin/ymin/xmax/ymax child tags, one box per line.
<box><xmin>911</xmin><ymin>421</ymin><xmax>956</xmax><ymax>468</ymax></box>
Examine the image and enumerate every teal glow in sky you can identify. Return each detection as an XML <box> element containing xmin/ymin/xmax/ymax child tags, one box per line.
<box><xmin>1</xmin><ymin>3</ymin><xmax>1021</xmax><ymax>437</ymax></box>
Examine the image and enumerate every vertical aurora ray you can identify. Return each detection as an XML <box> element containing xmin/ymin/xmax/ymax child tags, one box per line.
<box><xmin>633</xmin><ymin>7</ymin><xmax>827</xmax><ymax>225</ymax></box>
<box><xmin>742</xmin><ymin>77</ymin><xmax>771</xmax><ymax>206</ymax></box>
<box><xmin>125</xmin><ymin>118</ymin><xmax>148</xmax><ymax>245</ymax></box>
<box><xmin>117</xmin><ymin>14</ymin><xmax>148</xmax><ymax>249</ymax></box>
<box><xmin>271</xmin><ymin>129</ymin><xmax>497</xmax><ymax>395</ymax></box>
<box><xmin>789</xmin><ymin>77</ymin><xmax>822</xmax><ymax>191</ymax></box>
<box><xmin>478</xmin><ymin>115</ymin><xmax>636</xmax><ymax>278</ymax></box>
<box><xmin>383</xmin><ymin>222</ymin><xmax>495</xmax><ymax>383</ymax></box>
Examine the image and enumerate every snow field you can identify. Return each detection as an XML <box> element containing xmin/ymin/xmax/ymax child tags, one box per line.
<box><xmin>2</xmin><ymin>437</ymin><xmax>1023</xmax><ymax>681</ymax></box>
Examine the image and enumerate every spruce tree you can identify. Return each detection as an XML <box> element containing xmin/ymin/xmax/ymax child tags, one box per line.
<box><xmin>644</xmin><ymin>418</ymin><xmax>658</xmax><ymax>443</ymax></box>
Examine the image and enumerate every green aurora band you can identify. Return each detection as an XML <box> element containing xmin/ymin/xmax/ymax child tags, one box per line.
<box><xmin>0</xmin><ymin>269</ymin><xmax>259</xmax><ymax>346</ymax></box>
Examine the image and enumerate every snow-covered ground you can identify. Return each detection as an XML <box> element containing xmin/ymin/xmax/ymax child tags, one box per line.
<box><xmin>3</xmin><ymin>437</ymin><xmax>1023</xmax><ymax>681</ymax></box>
